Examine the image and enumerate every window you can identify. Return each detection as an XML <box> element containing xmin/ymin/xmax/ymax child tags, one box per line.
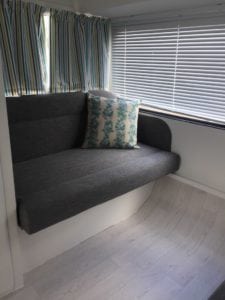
<box><xmin>112</xmin><ymin>19</ymin><xmax>225</xmax><ymax>124</ymax></box>
<box><xmin>43</xmin><ymin>12</ymin><xmax>50</xmax><ymax>93</ymax></box>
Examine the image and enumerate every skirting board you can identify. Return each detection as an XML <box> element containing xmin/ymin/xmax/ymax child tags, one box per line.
<box><xmin>169</xmin><ymin>174</ymin><xmax>225</xmax><ymax>200</ymax></box>
<box><xmin>18</xmin><ymin>181</ymin><xmax>154</xmax><ymax>274</ymax></box>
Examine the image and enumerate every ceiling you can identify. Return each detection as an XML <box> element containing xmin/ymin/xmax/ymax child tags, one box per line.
<box><xmin>33</xmin><ymin>0</ymin><xmax>76</xmax><ymax>11</ymax></box>
<box><xmin>74</xmin><ymin>0</ymin><xmax>225</xmax><ymax>17</ymax></box>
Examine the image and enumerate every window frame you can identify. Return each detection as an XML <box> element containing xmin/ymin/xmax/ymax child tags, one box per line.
<box><xmin>140</xmin><ymin>105</ymin><xmax>225</xmax><ymax>130</ymax></box>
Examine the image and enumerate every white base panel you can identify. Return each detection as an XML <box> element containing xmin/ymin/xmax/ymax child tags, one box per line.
<box><xmin>19</xmin><ymin>182</ymin><xmax>154</xmax><ymax>273</ymax></box>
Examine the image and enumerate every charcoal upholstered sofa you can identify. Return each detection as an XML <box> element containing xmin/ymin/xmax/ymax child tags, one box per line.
<box><xmin>6</xmin><ymin>91</ymin><xmax>180</xmax><ymax>234</ymax></box>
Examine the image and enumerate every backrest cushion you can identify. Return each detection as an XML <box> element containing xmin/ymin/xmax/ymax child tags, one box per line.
<box><xmin>7</xmin><ymin>92</ymin><xmax>87</xmax><ymax>163</ymax></box>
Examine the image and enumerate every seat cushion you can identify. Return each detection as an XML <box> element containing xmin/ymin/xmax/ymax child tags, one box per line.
<box><xmin>14</xmin><ymin>144</ymin><xmax>180</xmax><ymax>234</ymax></box>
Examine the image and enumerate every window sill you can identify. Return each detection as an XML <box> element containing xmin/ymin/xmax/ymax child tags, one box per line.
<box><xmin>140</xmin><ymin>105</ymin><xmax>225</xmax><ymax>130</ymax></box>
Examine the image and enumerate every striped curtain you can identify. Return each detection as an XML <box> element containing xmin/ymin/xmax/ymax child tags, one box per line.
<box><xmin>50</xmin><ymin>10</ymin><xmax>85</xmax><ymax>92</ymax></box>
<box><xmin>85</xmin><ymin>17</ymin><xmax>110</xmax><ymax>91</ymax></box>
<box><xmin>0</xmin><ymin>0</ymin><xmax>19</xmax><ymax>96</ymax></box>
<box><xmin>50</xmin><ymin>10</ymin><xmax>110</xmax><ymax>93</ymax></box>
<box><xmin>0</xmin><ymin>0</ymin><xmax>46</xmax><ymax>96</ymax></box>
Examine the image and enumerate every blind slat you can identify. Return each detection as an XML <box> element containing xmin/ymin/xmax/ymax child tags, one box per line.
<box><xmin>112</xmin><ymin>22</ymin><xmax>225</xmax><ymax>123</ymax></box>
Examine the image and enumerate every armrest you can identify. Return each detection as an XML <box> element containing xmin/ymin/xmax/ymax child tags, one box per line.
<box><xmin>138</xmin><ymin>113</ymin><xmax>172</xmax><ymax>151</ymax></box>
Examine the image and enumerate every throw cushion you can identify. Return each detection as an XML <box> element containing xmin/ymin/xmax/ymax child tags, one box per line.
<box><xmin>82</xmin><ymin>95</ymin><xmax>140</xmax><ymax>148</ymax></box>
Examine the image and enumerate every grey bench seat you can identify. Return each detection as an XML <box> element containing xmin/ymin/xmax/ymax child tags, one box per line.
<box><xmin>14</xmin><ymin>144</ymin><xmax>179</xmax><ymax>234</ymax></box>
<box><xmin>7</xmin><ymin>91</ymin><xmax>180</xmax><ymax>234</ymax></box>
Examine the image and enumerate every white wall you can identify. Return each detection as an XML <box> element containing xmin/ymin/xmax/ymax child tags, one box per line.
<box><xmin>0</xmin><ymin>54</ymin><xmax>24</xmax><ymax>297</ymax></box>
<box><xmin>159</xmin><ymin>116</ymin><xmax>225</xmax><ymax>194</ymax></box>
<box><xmin>0</xmin><ymin>165</ymin><xmax>14</xmax><ymax>297</ymax></box>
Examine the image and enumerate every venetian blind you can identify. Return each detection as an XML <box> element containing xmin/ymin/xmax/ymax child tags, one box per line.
<box><xmin>112</xmin><ymin>21</ymin><xmax>225</xmax><ymax>123</ymax></box>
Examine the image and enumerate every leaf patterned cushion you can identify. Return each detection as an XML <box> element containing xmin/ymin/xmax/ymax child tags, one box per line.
<box><xmin>82</xmin><ymin>95</ymin><xmax>140</xmax><ymax>148</ymax></box>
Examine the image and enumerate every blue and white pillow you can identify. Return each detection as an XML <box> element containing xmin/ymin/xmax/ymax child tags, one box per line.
<box><xmin>82</xmin><ymin>95</ymin><xmax>140</xmax><ymax>148</ymax></box>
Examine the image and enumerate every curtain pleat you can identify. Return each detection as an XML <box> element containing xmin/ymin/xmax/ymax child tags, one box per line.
<box><xmin>50</xmin><ymin>10</ymin><xmax>110</xmax><ymax>93</ymax></box>
<box><xmin>0</xmin><ymin>0</ymin><xmax>46</xmax><ymax>96</ymax></box>
<box><xmin>85</xmin><ymin>17</ymin><xmax>110</xmax><ymax>91</ymax></box>
<box><xmin>50</xmin><ymin>10</ymin><xmax>83</xmax><ymax>92</ymax></box>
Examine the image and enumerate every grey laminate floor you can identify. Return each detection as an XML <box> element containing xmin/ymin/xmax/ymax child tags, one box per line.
<box><xmin>3</xmin><ymin>177</ymin><xmax>225</xmax><ymax>300</ymax></box>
